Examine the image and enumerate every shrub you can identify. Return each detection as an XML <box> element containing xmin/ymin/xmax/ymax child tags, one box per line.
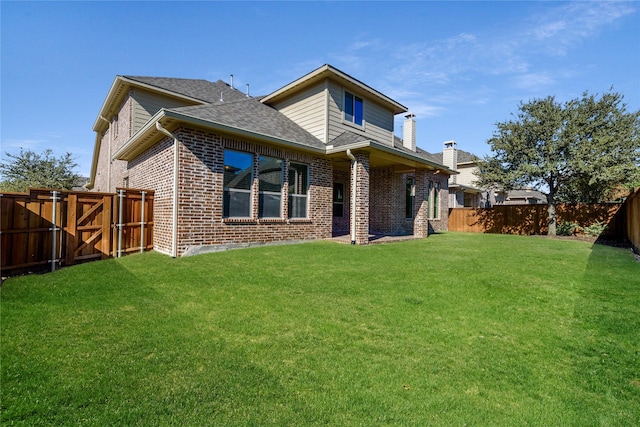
<box><xmin>557</xmin><ymin>221</ymin><xmax>578</xmax><ymax>236</ymax></box>
<box><xmin>579</xmin><ymin>221</ymin><xmax>608</xmax><ymax>237</ymax></box>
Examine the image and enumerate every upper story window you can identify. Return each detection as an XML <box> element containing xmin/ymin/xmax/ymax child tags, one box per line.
<box><xmin>344</xmin><ymin>91</ymin><xmax>363</xmax><ymax>126</ymax></box>
<box><xmin>258</xmin><ymin>155</ymin><xmax>283</xmax><ymax>218</ymax></box>
<box><xmin>223</xmin><ymin>149</ymin><xmax>253</xmax><ymax>218</ymax></box>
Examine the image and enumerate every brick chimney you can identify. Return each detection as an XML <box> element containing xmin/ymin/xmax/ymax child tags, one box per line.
<box><xmin>443</xmin><ymin>140</ymin><xmax>458</xmax><ymax>183</ymax></box>
<box><xmin>403</xmin><ymin>113</ymin><xmax>416</xmax><ymax>151</ymax></box>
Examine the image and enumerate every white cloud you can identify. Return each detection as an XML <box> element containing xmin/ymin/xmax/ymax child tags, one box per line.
<box><xmin>523</xmin><ymin>1</ymin><xmax>637</xmax><ymax>55</ymax></box>
<box><xmin>511</xmin><ymin>72</ymin><xmax>557</xmax><ymax>91</ymax></box>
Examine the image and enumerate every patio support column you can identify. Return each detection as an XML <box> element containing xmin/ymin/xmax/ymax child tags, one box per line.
<box><xmin>413</xmin><ymin>169</ymin><xmax>429</xmax><ymax>238</ymax></box>
<box><xmin>353</xmin><ymin>152</ymin><xmax>370</xmax><ymax>245</ymax></box>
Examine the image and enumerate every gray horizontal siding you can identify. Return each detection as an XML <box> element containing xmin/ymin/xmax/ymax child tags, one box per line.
<box><xmin>132</xmin><ymin>89</ymin><xmax>194</xmax><ymax>133</ymax></box>
<box><xmin>270</xmin><ymin>83</ymin><xmax>326</xmax><ymax>143</ymax></box>
<box><xmin>327</xmin><ymin>81</ymin><xmax>394</xmax><ymax>146</ymax></box>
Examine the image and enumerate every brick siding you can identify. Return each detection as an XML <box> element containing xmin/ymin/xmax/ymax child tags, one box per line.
<box><xmin>127</xmin><ymin>127</ymin><xmax>332</xmax><ymax>256</ymax></box>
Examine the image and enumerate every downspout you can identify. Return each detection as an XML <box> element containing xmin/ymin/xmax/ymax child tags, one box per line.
<box><xmin>155</xmin><ymin>122</ymin><xmax>179</xmax><ymax>258</ymax></box>
<box><xmin>98</xmin><ymin>115</ymin><xmax>112</xmax><ymax>191</ymax></box>
<box><xmin>346</xmin><ymin>149</ymin><xmax>357</xmax><ymax>245</ymax></box>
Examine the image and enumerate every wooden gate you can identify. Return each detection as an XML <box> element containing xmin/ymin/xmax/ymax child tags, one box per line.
<box><xmin>1</xmin><ymin>188</ymin><xmax>153</xmax><ymax>276</ymax></box>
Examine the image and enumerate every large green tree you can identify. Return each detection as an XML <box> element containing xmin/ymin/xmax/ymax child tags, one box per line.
<box><xmin>0</xmin><ymin>149</ymin><xmax>79</xmax><ymax>192</ymax></box>
<box><xmin>476</xmin><ymin>90</ymin><xmax>639</xmax><ymax>236</ymax></box>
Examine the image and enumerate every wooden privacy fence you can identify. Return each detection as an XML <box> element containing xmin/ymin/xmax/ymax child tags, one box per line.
<box><xmin>1</xmin><ymin>188</ymin><xmax>153</xmax><ymax>276</ymax></box>
<box><xmin>625</xmin><ymin>188</ymin><xmax>640</xmax><ymax>254</ymax></box>
<box><xmin>449</xmin><ymin>203</ymin><xmax>626</xmax><ymax>238</ymax></box>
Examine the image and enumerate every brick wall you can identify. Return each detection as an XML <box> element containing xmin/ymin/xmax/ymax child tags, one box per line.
<box><xmin>127</xmin><ymin>127</ymin><xmax>333</xmax><ymax>256</ymax></box>
<box><xmin>93</xmin><ymin>93</ymin><xmax>133</xmax><ymax>192</ymax></box>
<box><xmin>128</xmin><ymin>137</ymin><xmax>175</xmax><ymax>255</ymax></box>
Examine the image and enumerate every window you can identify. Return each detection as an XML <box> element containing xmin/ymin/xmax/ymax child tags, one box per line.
<box><xmin>333</xmin><ymin>183</ymin><xmax>344</xmax><ymax>217</ymax></box>
<box><xmin>406</xmin><ymin>177</ymin><xmax>415</xmax><ymax>219</ymax></box>
<box><xmin>344</xmin><ymin>91</ymin><xmax>363</xmax><ymax>126</ymax></box>
<box><xmin>223</xmin><ymin>150</ymin><xmax>253</xmax><ymax>217</ymax></box>
<box><xmin>288</xmin><ymin>162</ymin><xmax>308</xmax><ymax>218</ymax></box>
<box><xmin>427</xmin><ymin>181</ymin><xmax>433</xmax><ymax>219</ymax></box>
<box><xmin>258</xmin><ymin>155</ymin><xmax>283</xmax><ymax>218</ymax></box>
<box><xmin>433</xmin><ymin>182</ymin><xmax>441</xmax><ymax>219</ymax></box>
<box><xmin>427</xmin><ymin>181</ymin><xmax>441</xmax><ymax>220</ymax></box>
<box><xmin>463</xmin><ymin>192</ymin><xmax>475</xmax><ymax>207</ymax></box>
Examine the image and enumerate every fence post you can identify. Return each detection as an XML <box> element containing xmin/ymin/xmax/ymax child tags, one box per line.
<box><xmin>117</xmin><ymin>189</ymin><xmax>125</xmax><ymax>258</ymax></box>
<box><xmin>50</xmin><ymin>191</ymin><xmax>58</xmax><ymax>272</ymax></box>
<box><xmin>140</xmin><ymin>191</ymin><xmax>146</xmax><ymax>253</ymax></box>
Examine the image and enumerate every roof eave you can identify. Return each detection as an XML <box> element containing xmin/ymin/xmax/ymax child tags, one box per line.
<box><xmin>327</xmin><ymin>140</ymin><xmax>456</xmax><ymax>174</ymax></box>
<box><xmin>113</xmin><ymin>109</ymin><xmax>327</xmax><ymax>161</ymax></box>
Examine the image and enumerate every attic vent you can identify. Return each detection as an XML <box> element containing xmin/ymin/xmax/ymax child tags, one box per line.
<box><xmin>230</xmin><ymin>74</ymin><xmax>234</xmax><ymax>89</ymax></box>
<box><xmin>246</xmin><ymin>84</ymin><xmax>250</xmax><ymax>97</ymax></box>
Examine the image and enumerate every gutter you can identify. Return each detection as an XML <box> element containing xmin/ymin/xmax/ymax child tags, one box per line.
<box><xmin>155</xmin><ymin>122</ymin><xmax>180</xmax><ymax>258</ymax></box>
<box><xmin>98</xmin><ymin>115</ymin><xmax>112</xmax><ymax>191</ymax></box>
<box><xmin>346</xmin><ymin>149</ymin><xmax>357</xmax><ymax>244</ymax></box>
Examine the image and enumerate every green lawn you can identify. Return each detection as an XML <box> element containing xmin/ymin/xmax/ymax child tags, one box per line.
<box><xmin>2</xmin><ymin>233</ymin><xmax>639</xmax><ymax>426</ymax></box>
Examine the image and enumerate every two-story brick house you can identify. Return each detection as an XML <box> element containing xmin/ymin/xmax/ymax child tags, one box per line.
<box><xmin>88</xmin><ymin>64</ymin><xmax>453</xmax><ymax>257</ymax></box>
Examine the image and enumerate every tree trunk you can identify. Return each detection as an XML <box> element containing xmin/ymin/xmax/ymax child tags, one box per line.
<box><xmin>547</xmin><ymin>189</ymin><xmax>556</xmax><ymax>236</ymax></box>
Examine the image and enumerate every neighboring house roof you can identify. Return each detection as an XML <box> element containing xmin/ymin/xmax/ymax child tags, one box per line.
<box><xmin>432</xmin><ymin>149</ymin><xmax>479</xmax><ymax>165</ymax></box>
<box><xmin>506</xmin><ymin>189</ymin><xmax>547</xmax><ymax>203</ymax></box>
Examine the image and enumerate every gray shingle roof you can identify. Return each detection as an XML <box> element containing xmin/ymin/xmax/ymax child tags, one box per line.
<box><xmin>124</xmin><ymin>76</ymin><xmax>248</xmax><ymax>104</ymax></box>
<box><xmin>119</xmin><ymin>73</ymin><xmax>450</xmax><ymax>170</ymax></box>
<box><xmin>392</xmin><ymin>136</ymin><xmax>443</xmax><ymax>164</ymax></box>
<box><xmin>168</xmin><ymin>98</ymin><xmax>325</xmax><ymax>150</ymax></box>
<box><xmin>432</xmin><ymin>149</ymin><xmax>479</xmax><ymax>164</ymax></box>
<box><xmin>330</xmin><ymin>131</ymin><xmax>370</xmax><ymax>147</ymax></box>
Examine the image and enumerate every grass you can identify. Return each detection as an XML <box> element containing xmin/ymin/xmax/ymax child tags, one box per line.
<box><xmin>2</xmin><ymin>232</ymin><xmax>639</xmax><ymax>426</ymax></box>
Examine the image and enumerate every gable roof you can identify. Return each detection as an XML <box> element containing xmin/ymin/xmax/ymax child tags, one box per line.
<box><xmin>432</xmin><ymin>148</ymin><xmax>479</xmax><ymax>165</ymax></box>
<box><xmin>261</xmin><ymin>64</ymin><xmax>408</xmax><ymax>115</ymax></box>
<box><xmin>92</xmin><ymin>65</ymin><xmax>456</xmax><ymax>188</ymax></box>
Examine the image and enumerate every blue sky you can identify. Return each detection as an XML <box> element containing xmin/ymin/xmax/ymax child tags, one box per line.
<box><xmin>2</xmin><ymin>1</ymin><xmax>639</xmax><ymax>177</ymax></box>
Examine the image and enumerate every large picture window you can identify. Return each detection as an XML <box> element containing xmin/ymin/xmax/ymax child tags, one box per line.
<box><xmin>223</xmin><ymin>150</ymin><xmax>253</xmax><ymax>218</ymax></box>
<box><xmin>344</xmin><ymin>91</ymin><xmax>363</xmax><ymax>126</ymax></box>
<box><xmin>288</xmin><ymin>162</ymin><xmax>309</xmax><ymax>219</ymax></box>
<box><xmin>259</xmin><ymin>155</ymin><xmax>283</xmax><ymax>218</ymax></box>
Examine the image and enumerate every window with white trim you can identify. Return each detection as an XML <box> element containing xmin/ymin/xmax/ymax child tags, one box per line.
<box><xmin>344</xmin><ymin>91</ymin><xmax>363</xmax><ymax>126</ymax></box>
<box><xmin>258</xmin><ymin>155</ymin><xmax>283</xmax><ymax>218</ymax></box>
<box><xmin>223</xmin><ymin>149</ymin><xmax>253</xmax><ymax>218</ymax></box>
<box><xmin>288</xmin><ymin>162</ymin><xmax>309</xmax><ymax>219</ymax></box>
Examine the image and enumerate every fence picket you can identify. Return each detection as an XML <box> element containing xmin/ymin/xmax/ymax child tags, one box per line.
<box><xmin>0</xmin><ymin>188</ymin><xmax>153</xmax><ymax>276</ymax></box>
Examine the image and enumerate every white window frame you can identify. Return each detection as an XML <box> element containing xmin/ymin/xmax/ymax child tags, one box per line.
<box><xmin>288</xmin><ymin>162</ymin><xmax>309</xmax><ymax>219</ymax></box>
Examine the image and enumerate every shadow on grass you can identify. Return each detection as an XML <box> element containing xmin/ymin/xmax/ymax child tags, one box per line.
<box><xmin>562</xmin><ymin>243</ymin><xmax>640</xmax><ymax>423</ymax></box>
